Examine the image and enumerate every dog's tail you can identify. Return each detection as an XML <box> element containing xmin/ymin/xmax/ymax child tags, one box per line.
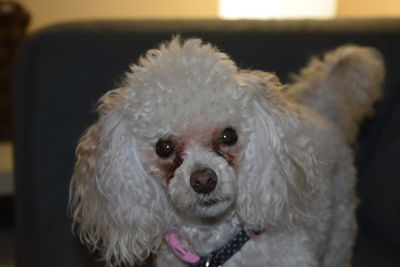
<box><xmin>287</xmin><ymin>45</ymin><xmax>385</xmax><ymax>144</ymax></box>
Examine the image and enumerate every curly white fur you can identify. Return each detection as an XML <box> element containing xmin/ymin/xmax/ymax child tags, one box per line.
<box><xmin>69</xmin><ymin>37</ymin><xmax>384</xmax><ymax>267</ymax></box>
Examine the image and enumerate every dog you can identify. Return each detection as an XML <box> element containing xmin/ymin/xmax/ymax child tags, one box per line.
<box><xmin>69</xmin><ymin>37</ymin><xmax>384</xmax><ymax>267</ymax></box>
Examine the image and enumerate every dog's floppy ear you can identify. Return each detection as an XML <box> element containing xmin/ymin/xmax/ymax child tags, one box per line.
<box><xmin>237</xmin><ymin>71</ymin><xmax>319</xmax><ymax>231</ymax></box>
<box><xmin>69</xmin><ymin>87</ymin><xmax>169</xmax><ymax>266</ymax></box>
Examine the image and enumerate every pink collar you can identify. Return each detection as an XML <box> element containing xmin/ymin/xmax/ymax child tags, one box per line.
<box><xmin>164</xmin><ymin>229</ymin><xmax>261</xmax><ymax>265</ymax></box>
<box><xmin>164</xmin><ymin>232</ymin><xmax>200</xmax><ymax>264</ymax></box>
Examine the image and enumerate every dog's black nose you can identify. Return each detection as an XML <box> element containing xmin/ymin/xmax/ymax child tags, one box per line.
<box><xmin>190</xmin><ymin>168</ymin><xmax>217</xmax><ymax>194</ymax></box>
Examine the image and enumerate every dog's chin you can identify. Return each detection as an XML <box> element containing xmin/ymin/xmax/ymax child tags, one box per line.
<box><xmin>176</xmin><ymin>197</ymin><xmax>235</xmax><ymax>219</ymax></box>
<box><xmin>194</xmin><ymin>199</ymin><xmax>234</xmax><ymax>218</ymax></box>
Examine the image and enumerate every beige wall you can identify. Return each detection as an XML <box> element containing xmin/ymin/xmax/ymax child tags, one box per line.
<box><xmin>0</xmin><ymin>142</ymin><xmax>12</xmax><ymax>171</ymax></box>
<box><xmin>337</xmin><ymin>0</ymin><xmax>400</xmax><ymax>17</ymax></box>
<box><xmin>18</xmin><ymin>0</ymin><xmax>400</xmax><ymax>31</ymax></box>
<box><xmin>19</xmin><ymin>0</ymin><xmax>218</xmax><ymax>31</ymax></box>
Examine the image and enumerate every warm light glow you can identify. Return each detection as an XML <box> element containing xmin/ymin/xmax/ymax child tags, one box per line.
<box><xmin>219</xmin><ymin>0</ymin><xmax>337</xmax><ymax>19</ymax></box>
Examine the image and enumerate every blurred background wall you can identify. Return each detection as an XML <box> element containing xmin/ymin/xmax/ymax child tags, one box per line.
<box><xmin>18</xmin><ymin>0</ymin><xmax>218</xmax><ymax>31</ymax></box>
<box><xmin>337</xmin><ymin>0</ymin><xmax>400</xmax><ymax>17</ymax></box>
<box><xmin>16</xmin><ymin>0</ymin><xmax>400</xmax><ymax>31</ymax></box>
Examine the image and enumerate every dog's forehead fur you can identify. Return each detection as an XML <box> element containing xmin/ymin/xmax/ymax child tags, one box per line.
<box><xmin>121</xmin><ymin>38</ymin><xmax>251</xmax><ymax>137</ymax></box>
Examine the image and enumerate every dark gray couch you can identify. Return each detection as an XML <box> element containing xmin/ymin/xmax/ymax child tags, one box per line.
<box><xmin>12</xmin><ymin>19</ymin><xmax>400</xmax><ymax>267</ymax></box>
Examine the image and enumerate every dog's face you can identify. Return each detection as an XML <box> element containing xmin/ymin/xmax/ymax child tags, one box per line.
<box><xmin>69</xmin><ymin>38</ymin><xmax>318</xmax><ymax>266</ymax></box>
<box><xmin>114</xmin><ymin>38</ymin><xmax>255</xmax><ymax>221</ymax></box>
<box><xmin>141</xmin><ymin>99</ymin><xmax>248</xmax><ymax>219</ymax></box>
<box><xmin>150</xmin><ymin>126</ymin><xmax>241</xmax><ymax>218</ymax></box>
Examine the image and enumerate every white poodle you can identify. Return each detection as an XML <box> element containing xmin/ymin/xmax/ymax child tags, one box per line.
<box><xmin>69</xmin><ymin>37</ymin><xmax>384</xmax><ymax>267</ymax></box>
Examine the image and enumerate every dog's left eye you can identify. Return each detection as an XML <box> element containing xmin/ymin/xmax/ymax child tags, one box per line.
<box><xmin>218</xmin><ymin>128</ymin><xmax>238</xmax><ymax>146</ymax></box>
<box><xmin>155</xmin><ymin>139</ymin><xmax>175</xmax><ymax>158</ymax></box>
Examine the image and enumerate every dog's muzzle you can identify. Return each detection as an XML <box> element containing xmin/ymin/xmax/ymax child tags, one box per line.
<box><xmin>190</xmin><ymin>168</ymin><xmax>217</xmax><ymax>194</ymax></box>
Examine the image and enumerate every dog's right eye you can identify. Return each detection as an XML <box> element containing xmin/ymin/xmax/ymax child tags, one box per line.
<box><xmin>218</xmin><ymin>127</ymin><xmax>238</xmax><ymax>146</ymax></box>
<box><xmin>155</xmin><ymin>139</ymin><xmax>175</xmax><ymax>158</ymax></box>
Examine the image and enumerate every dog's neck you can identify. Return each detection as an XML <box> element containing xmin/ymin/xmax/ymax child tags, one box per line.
<box><xmin>171</xmin><ymin>211</ymin><xmax>241</xmax><ymax>256</ymax></box>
